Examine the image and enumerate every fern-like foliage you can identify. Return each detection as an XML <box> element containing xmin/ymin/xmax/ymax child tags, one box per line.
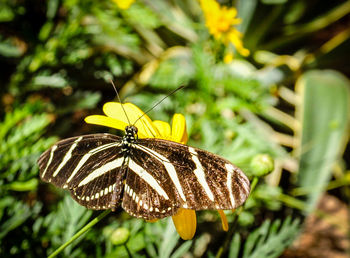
<box><xmin>0</xmin><ymin>102</ymin><xmax>57</xmax><ymax>185</ymax></box>
<box><xmin>33</xmin><ymin>196</ymin><xmax>93</xmax><ymax>257</ymax></box>
<box><xmin>229</xmin><ymin>216</ymin><xmax>301</xmax><ymax>258</ymax></box>
<box><xmin>0</xmin><ymin>101</ymin><xmax>57</xmax><ymax>254</ymax></box>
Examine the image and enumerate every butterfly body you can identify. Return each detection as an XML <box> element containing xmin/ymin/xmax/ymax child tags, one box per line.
<box><xmin>38</xmin><ymin>126</ymin><xmax>250</xmax><ymax>220</ymax></box>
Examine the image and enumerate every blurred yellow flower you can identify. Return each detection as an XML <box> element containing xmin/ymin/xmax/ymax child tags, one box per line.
<box><xmin>85</xmin><ymin>101</ymin><xmax>228</xmax><ymax>239</ymax></box>
<box><xmin>199</xmin><ymin>0</ymin><xmax>250</xmax><ymax>57</ymax></box>
<box><xmin>224</xmin><ymin>52</ymin><xmax>234</xmax><ymax>64</ymax></box>
<box><xmin>112</xmin><ymin>0</ymin><xmax>135</xmax><ymax>10</ymax></box>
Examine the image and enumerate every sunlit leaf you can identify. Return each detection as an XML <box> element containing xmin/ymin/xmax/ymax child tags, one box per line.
<box><xmin>296</xmin><ymin>69</ymin><xmax>350</xmax><ymax>213</ymax></box>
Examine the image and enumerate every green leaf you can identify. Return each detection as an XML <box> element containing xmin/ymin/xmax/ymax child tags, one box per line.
<box><xmin>106</xmin><ymin>246</ymin><xmax>129</xmax><ymax>258</ymax></box>
<box><xmin>149</xmin><ymin>52</ymin><xmax>194</xmax><ymax>90</ymax></box>
<box><xmin>284</xmin><ymin>0</ymin><xmax>307</xmax><ymax>24</ymax></box>
<box><xmin>32</xmin><ymin>74</ymin><xmax>67</xmax><ymax>89</ymax></box>
<box><xmin>43</xmin><ymin>195</ymin><xmax>93</xmax><ymax>256</ymax></box>
<box><xmin>0</xmin><ymin>37</ymin><xmax>24</xmax><ymax>57</ymax></box>
<box><xmin>296</xmin><ymin>70</ymin><xmax>350</xmax><ymax>213</ymax></box>
<box><xmin>261</xmin><ymin>0</ymin><xmax>287</xmax><ymax>4</ymax></box>
<box><xmin>56</xmin><ymin>91</ymin><xmax>101</xmax><ymax>115</ymax></box>
<box><xmin>0</xmin><ymin>199</ymin><xmax>42</xmax><ymax>239</ymax></box>
<box><xmin>39</xmin><ymin>22</ymin><xmax>54</xmax><ymax>41</ymax></box>
<box><xmin>144</xmin><ymin>0</ymin><xmax>197</xmax><ymax>42</ymax></box>
<box><xmin>0</xmin><ymin>102</ymin><xmax>57</xmax><ymax>182</ymax></box>
<box><xmin>47</xmin><ymin>0</ymin><xmax>59</xmax><ymax>19</ymax></box>
<box><xmin>124</xmin><ymin>2</ymin><xmax>161</xmax><ymax>29</ymax></box>
<box><xmin>107</xmin><ymin>232</ymin><xmax>145</xmax><ymax>258</ymax></box>
<box><xmin>0</xmin><ymin>105</ymin><xmax>32</xmax><ymax>140</ymax></box>
<box><xmin>126</xmin><ymin>231</ymin><xmax>146</xmax><ymax>252</ymax></box>
<box><xmin>237</xmin><ymin>0</ymin><xmax>258</xmax><ymax>34</ymax></box>
<box><xmin>158</xmin><ymin>218</ymin><xmax>180</xmax><ymax>258</ymax></box>
<box><xmin>7</xmin><ymin>178</ymin><xmax>38</xmax><ymax>191</ymax></box>
<box><xmin>236</xmin><ymin>217</ymin><xmax>301</xmax><ymax>258</ymax></box>
<box><xmin>171</xmin><ymin>240</ymin><xmax>192</xmax><ymax>258</ymax></box>
<box><xmin>228</xmin><ymin>233</ymin><xmax>241</xmax><ymax>258</ymax></box>
<box><xmin>0</xmin><ymin>4</ymin><xmax>14</xmax><ymax>22</ymax></box>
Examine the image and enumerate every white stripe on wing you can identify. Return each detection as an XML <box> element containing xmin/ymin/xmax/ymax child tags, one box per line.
<box><xmin>134</xmin><ymin>144</ymin><xmax>187</xmax><ymax>202</ymax></box>
<box><xmin>188</xmin><ymin>147</ymin><xmax>215</xmax><ymax>202</ymax></box>
<box><xmin>53</xmin><ymin>136</ymin><xmax>83</xmax><ymax>177</ymax></box>
<box><xmin>128</xmin><ymin>159</ymin><xmax>169</xmax><ymax>200</ymax></box>
<box><xmin>78</xmin><ymin>157</ymin><xmax>124</xmax><ymax>187</ymax></box>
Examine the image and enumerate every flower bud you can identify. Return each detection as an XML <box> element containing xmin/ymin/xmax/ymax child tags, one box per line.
<box><xmin>110</xmin><ymin>228</ymin><xmax>130</xmax><ymax>245</ymax></box>
<box><xmin>250</xmin><ymin>154</ymin><xmax>274</xmax><ymax>177</ymax></box>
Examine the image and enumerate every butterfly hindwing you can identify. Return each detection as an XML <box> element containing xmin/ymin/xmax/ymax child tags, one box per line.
<box><xmin>133</xmin><ymin>138</ymin><xmax>250</xmax><ymax>211</ymax></box>
<box><xmin>122</xmin><ymin>157</ymin><xmax>180</xmax><ymax>219</ymax></box>
<box><xmin>71</xmin><ymin>164</ymin><xmax>127</xmax><ymax>210</ymax></box>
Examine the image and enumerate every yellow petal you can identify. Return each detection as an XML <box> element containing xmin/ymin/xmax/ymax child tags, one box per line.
<box><xmin>84</xmin><ymin>115</ymin><xmax>148</xmax><ymax>138</ymax></box>
<box><xmin>103</xmin><ymin>102</ymin><xmax>160</xmax><ymax>138</ymax></box>
<box><xmin>218</xmin><ymin>210</ymin><xmax>229</xmax><ymax>231</ymax></box>
<box><xmin>113</xmin><ymin>0</ymin><xmax>135</xmax><ymax>9</ymax></box>
<box><xmin>171</xmin><ymin>114</ymin><xmax>188</xmax><ymax>144</ymax></box>
<box><xmin>238</xmin><ymin>47</ymin><xmax>250</xmax><ymax>57</ymax></box>
<box><xmin>172</xmin><ymin>208</ymin><xmax>196</xmax><ymax>240</ymax></box>
<box><xmin>85</xmin><ymin>115</ymin><xmax>127</xmax><ymax>131</ymax></box>
<box><xmin>227</xmin><ymin>31</ymin><xmax>250</xmax><ymax>57</ymax></box>
<box><xmin>153</xmin><ymin>120</ymin><xmax>171</xmax><ymax>138</ymax></box>
<box><xmin>224</xmin><ymin>52</ymin><xmax>234</xmax><ymax>64</ymax></box>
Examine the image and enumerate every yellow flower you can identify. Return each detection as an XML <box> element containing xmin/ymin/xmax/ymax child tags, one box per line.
<box><xmin>199</xmin><ymin>0</ymin><xmax>250</xmax><ymax>57</ymax></box>
<box><xmin>112</xmin><ymin>0</ymin><xmax>135</xmax><ymax>10</ymax></box>
<box><xmin>224</xmin><ymin>52</ymin><xmax>234</xmax><ymax>64</ymax></box>
<box><xmin>85</xmin><ymin>101</ymin><xmax>228</xmax><ymax>240</ymax></box>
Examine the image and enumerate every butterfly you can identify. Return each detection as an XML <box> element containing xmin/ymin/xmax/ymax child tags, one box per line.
<box><xmin>38</xmin><ymin>103</ymin><xmax>250</xmax><ymax>220</ymax></box>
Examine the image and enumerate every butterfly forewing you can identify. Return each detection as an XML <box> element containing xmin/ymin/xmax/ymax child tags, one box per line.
<box><xmin>38</xmin><ymin>133</ymin><xmax>127</xmax><ymax>209</ymax></box>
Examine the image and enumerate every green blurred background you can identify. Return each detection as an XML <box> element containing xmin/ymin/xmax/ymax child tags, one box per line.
<box><xmin>0</xmin><ymin>0</ymin><xmax>349</xmax><ymax>257</ymax></box>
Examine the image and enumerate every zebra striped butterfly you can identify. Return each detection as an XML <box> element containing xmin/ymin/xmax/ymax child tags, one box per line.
<box><xmin>38</xmin><ymin>105</ymin><xmax>250</xmax><ymax>220</ymax></box>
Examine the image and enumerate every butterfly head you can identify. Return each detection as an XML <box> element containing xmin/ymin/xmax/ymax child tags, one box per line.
<box><xmin>125</xmin><ymin>125</ymin><xmax>138</xmax><ymax>136</ymax></box>
<box><xmin>122</xmin><ymin>126</ymin><xmax>138</xmax><ymax>152</ymax></box>
<box><xmin>124</xmin><ymin>125</ymin><xmax>138</xmax><ymax>141</ymax></box>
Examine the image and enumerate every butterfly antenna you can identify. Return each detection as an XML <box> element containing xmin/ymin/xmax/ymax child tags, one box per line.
<box><xmin>133</xmin><ymin>85</ymin><xmax>185</xmax><ymax>126</ymax></box>
<box><xmin>110</xmin><ymin>79</ymin><xmax>131</xmax><ymax>125</ymax></box>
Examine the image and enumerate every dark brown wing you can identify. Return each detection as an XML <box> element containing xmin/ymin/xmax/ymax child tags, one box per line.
<box><xmin>121</xmin><ymin>157</ymin><xmax>180</xmax><ymax>219</ymax></box>
<box><xmin>38</xmin><ymin>133</ymin><xmax>126</xmax><ymax>210</ymax></box>
<box><xmin>123</xmin><ymin>138</ymin><xmax>250</xmax><ymax>218</ymax></box>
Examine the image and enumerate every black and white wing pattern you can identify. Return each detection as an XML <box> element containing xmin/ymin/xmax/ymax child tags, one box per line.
<box><xmin>121</xmin><ymin>138</ymin><xmax>250</xmax><ymax>219</ymax></box>
<box><xmin>38</xmin><ymin>133</ymin><xmax>127</xmax><ymax>210</ymax></box>
<box><xmin>38</xmin><ymin>128</ymin><xmax>250</xmax><ymax>220</ymax></box>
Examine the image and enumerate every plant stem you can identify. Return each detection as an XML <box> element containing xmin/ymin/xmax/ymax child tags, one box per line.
<box><xmin>250</xmin><ymin>177</ymin><xmax>259</xmax><ymax>193</ymax></box>
<box><xmin>263</xmin><ymin>1</ymin><xmax>350</xmax><ymax>49</ymax></box>
<box><xmin>48</xmin><ymin>210</ymin><xmax>111</xmax><ymax>258</ymax></box>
